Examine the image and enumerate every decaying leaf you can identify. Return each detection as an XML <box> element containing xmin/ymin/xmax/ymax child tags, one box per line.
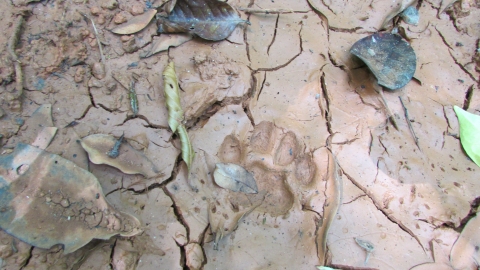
<box><xmin>213</xmin><ymin>163</ymin><xmax>258</xmax><ymax>194</ymax></box>
<box><xmin>453</xmin><ymin>106</ymin><xmax>480</xmax><ymax>168</ymax></box>
<box><xmin>31</xmin><ymin>127</ymin><xmax>57</xmax><ymax>150</ymax></box>
<box><xmin>317</xmin><ymin>150</ymin><xmax>343</xmax><ymax>266</ymax></box>
<box><xmin>0</xmin><ymin>143</ymin><xmax>142</xmax><ymax>253</ymax></box>
<box><xmin>140</xmin><ymin>33</ymin><xmax>193</xmax><ymax>58</ymax></box>
<box><xmin>80</xmin><ymin>134</ymin><xmax>161</xmax><ymax>178</ymax></box>
<box><xmin>178</xmin><ymin>125</ymin><xmax>195</xmax><ymax>170</ymax></box>
<box><xmin>450</xmin><ymin>213</ymin><xmax>480</xmax><ymax>268</ymax></box>
<box><xmin>156</xmin><ymin>0</ymin><xmax>248</xmax><ymax>41</ymax></box>
<box><xmin>163</xmin><ymin>61</ymin><xmax>184</xmax><ymax>133</ymax></box>
<box><xmin>350</xmin><ymin>33</ymin><xmax>417</xmax><ymax>90</ymax></box>
<box><xmin>111</xmin><ymin>9</ymin><xmax>157</xmax><ymax>35</ymax></box>
<box><xmin>163</xmin><ymin>62</ymin><xmax>195</xmax><ymax>169</ymax></box>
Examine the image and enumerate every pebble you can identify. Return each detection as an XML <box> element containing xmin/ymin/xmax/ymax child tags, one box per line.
<box><xmin>90</xmin><ymin>6</ymin><xmax>101</xmax><ymax>16</ymax></box>
<box><xmin>60</xmin><ymin>199</ymin><xmax>70</xmax><ymax>208</ymax></box>
<box><xmin>113</xmin><ymin>12</ymin><xmax>127</xmax><ymax>24</ymax></box>
<box><xmin>131</xmin><ymin>3</ymin><xmax>145</xmax><ymax>15</ymax></box>
<box><xmin>91</xmin><ymin>62</ymin><xmax>106</xmax><ymax>80</ymax></box>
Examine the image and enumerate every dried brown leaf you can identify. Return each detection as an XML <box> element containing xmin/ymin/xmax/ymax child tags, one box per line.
<box><xmin>141</xmin><ymin>33</ymin><xmax>192</xmax><ymax>58</ymax></box>
<box><xmin>156</xmin><ymin>0</ymin><xmax>248</xmax><ymax>41</ymax></box>
<box><xmin>0</xmin><ymin>143</ymin><xmax>142</xmax><ymax>253</ymax></box>
<box><xmin>111</xmin><ymin>9</ymin><xmax>157</xmax><ymax>35</ymax></box>
<box><xmin>80</xmin><ymin>134</ymin><xmax>161</xmax><ymax>178</ymax></box>
<box><xmin>213</xmin><ymin>163</ymin><xmax>258</xmax><ymax>194</ymax></box>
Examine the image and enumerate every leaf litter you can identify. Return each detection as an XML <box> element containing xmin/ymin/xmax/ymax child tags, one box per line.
<box><xmin>213</xmin><ymin>162</ymin><xmax>258</xmax><ymax>194</ymax></box>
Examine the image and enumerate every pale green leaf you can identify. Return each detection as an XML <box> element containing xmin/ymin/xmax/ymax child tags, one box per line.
<box><xmin>453</xmin><ymin>106</ymin><xmax>480</xmax><ymax>168</ymax></box>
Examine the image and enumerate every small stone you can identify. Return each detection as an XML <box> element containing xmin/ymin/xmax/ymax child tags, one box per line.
<box><xmin>122</xmin><ymin>38</ymin><xmax>139</xmax><ymax>53</ymax></box>
<box><xmin>101</xmin><ymin>0</ymin><xmax>118</xmax><ymax>10</ymax></box>
<box><xmin>74</xmin><ymin>67</ymin><xmax>86</xmax><ymax>83</ymax></box>
<box><xmin>97</xmin><ymin>14</ymin><xmax>106</xmax><ymax>25</ymax></box>
<box><xmin>91</xmin><ymin>62</ymin><xmax>106</xmax><ymax>80</ymax></box>
<box><xmin>51</xmin><ymin>193</ymin><xmax>63</xmax><ymax>204</ymax></box>
<box><xmin>120</xmin><ymin>35</ymin><xmax>133</xmax><ymax>42</ymax></box>
<box><xmin>90</xmin><ymin>6</ymin><xmax>101</xmax><ymax>16</ymax></box>
<box><xmin>45</xmin><ymin>196</ymin><xmax>52</xmax><ymax>203</ymax></box>
<box><xmin>60</xmin><ymin>199</ymin><xmax>70</xmax><ymax>208</ymax></box>
<box><xmin>113</xmin><ymin>12</ymin><xmax>127</xmax><ymax>24</ymax></box>
<box><xmin>106</xmin><ymin>81</ymin><xmax>117</xmax><ymax>92</ymax></box>
<box><xmin>131</xmin><ymin>3</ymin><xmax>144</xmax><ymax>15</ymax></box>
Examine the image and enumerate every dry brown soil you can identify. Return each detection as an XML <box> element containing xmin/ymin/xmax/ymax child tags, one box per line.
<box><xmin>0</xmin><ymin>0</ymin><xmax>479</xmax><ymax>269</ymax></box>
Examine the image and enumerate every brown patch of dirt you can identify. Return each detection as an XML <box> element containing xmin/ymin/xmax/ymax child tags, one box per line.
<box><xmin>0</xmin><ymin>0</ymin><xmax>479</xmax><ymax>269</ymax></box>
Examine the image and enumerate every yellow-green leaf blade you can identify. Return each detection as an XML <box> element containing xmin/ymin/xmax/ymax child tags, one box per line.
<box><xmin>453</xmin><ymin>106</ymin><xmax>480</xmax><ymax>168</ymax></box>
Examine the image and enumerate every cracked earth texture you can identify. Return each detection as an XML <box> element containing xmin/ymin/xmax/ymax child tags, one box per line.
<box><xmin>0</xmin><ymin>0</ymin><xmax>479</xmax><ymax>269</ymax></box>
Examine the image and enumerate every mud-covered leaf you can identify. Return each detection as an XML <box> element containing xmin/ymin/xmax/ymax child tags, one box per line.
<box><xmin>410</xmin><ymin>263</ymin><xmax>454</xmax><ymax>270</ymax></box>
<box><xmin>450</xmin><ymin>214</ymin><xmax>480</xmax><ymax>269</ymax></box>
<box><xmin>140</xmin><ymin>33</ymin><xmax>192</xmax><ymax>58</ymax></box>
<box><xmin>350</xmin><ymin>33</ymin><xmax>416</xmax><ymax>90</ymax></box>
<box><xmin>80</xmin><ymin>134</ymin><xmax>161</xmax><ymax>178</ymax></box>
<box><xmin>0</xmin><ymin>143</ymin><xmax>142</xmax><ymax>253</ymax></box>
<box><xmin>454</xmin><ymin>106</ymin><xmax>480</xmax><ymax>167</ymax></box>
<box><xmin>111</xmin><ymin>9</ymin><xmax>157</xmax><ymax>34</ymax></box>
<box><xmin>156</xmin><ymin>0</ymin><xmax>248</xmax><ymax>41</ymax></box>
<box><xmin>213</xmin><ymin>163</ymin><xmax>258</xmax><ymax>194</ymax></box>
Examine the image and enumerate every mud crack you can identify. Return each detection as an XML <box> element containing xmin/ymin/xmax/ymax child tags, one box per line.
<box><xmin>341</xmin><ymin>169</ymin><xmax>426</xmax><ymax>252</ymax></box>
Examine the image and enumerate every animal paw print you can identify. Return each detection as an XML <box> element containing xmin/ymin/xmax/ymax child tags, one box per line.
<box><xmin>217</xmin><ymin>121</ymin><xmax>317</xmax><ymax>217</ymax></box>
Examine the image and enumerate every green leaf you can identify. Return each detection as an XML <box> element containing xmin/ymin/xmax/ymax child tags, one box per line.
<box><xmin>453</xmin><ymin>106</ymin><xmax>480</xmax><ymax>168</ymax></box>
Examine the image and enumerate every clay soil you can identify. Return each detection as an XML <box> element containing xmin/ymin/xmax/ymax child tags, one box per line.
<box><xmin>0</xmin><ymin>0</ymin><xmax>479</xmax><ymax>269</ymax></box>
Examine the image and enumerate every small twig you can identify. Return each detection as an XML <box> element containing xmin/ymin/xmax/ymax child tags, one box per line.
<box><xmin>79</xmin><ymin>12</ymin><xmax>106</xmax><ymax>65</ymax></box>
<box><xmin>376</xmin><ymin>86</ymin><xmax>399</xmax><ymax>130</ymax></box>
<box><xmin>8</xmin><ymin>16</ymin><xmax>25</xmax><ymax>99</ymax></box>
<box><xmin>399</xmin><ymin>96</ymin><xmax>421</xmax><ymax>151</ymax></box>
<box><xmin>237</xmin><ymin>7</ymin><xmax>297</xmax><ymax>14</ymax></box>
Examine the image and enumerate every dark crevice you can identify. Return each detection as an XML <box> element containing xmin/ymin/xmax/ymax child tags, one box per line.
<box><xmin>87</xmin><ymin>87</ymin><xmax>96</xmax><ymax>107</ymax></box>
<box><xmin>108</xmin><ymin>239</ymin><xmax>117</xmax><ymax>269</ymax></box>
<box><xmin>256</xmin><ymin>71</ymin><xmax>267</xmax><ymax>101</ymax></box>
<box><xmin>72</xmin><ymin>104</ymin><xmax>94</xmax><ymax>122</ymax></box>
<box><xmin>435</xmin><ymin>28</ymin><xmax>478</xmax><ymax>83</ymax></box>
<box><xmin>343</xmin><ymin>194</ymin><xmax>368</xmax><ymax>205</ymax></box>
<box><xmin>266</xmin><ymin>14</ymin><xmax>280</xmax><ymax>55</ymax></box>
<box><xmin>97</xmin><ymin>103</ymin><xmax>114</xmax><ymax>113</ymax></box>
<box><xmin>307</xmin><ymin>1</ymin><xmax>330</xmax><ymax>40</ymax></box>
<box><xmin>455</xmin><ymin>196</ymin><xmax>480</xmax><ymax>232</ymax></box>
<box><xmin>320</xmin><ymin>72</ymin><xmax>332</xmax><ymax>134</ymax></box>
<box><xmin>320</xmin><ymin>0</ymin><xmax>336</xmax><ymax>14</ymax></box>
<box><xmin>329</xmin><ymin>26</ymin><xmax>362</xmax><ymax>33</ymax></box>
<box><xmin>329</xmin><ymin>264</ymin><xmax>380</xmax><ymax>270</ymax></box>
<box><xmin>462</xmin><ymin>84</ymin><xmax>474</xmax><ymax>110</ymax></box>
<box><xmin>19</xmin><ymin>246</ymin><xmax>34</xmax><ymax>269</ymax></box>
<box><xmin>197</xmin><ymin>224</ymin><xmax>210</xmax><ymax>269</ymax></box>
<box><xmin>162</xmin><ymin>181</ymin><xmax>191</xmax><ymax>243</ymax></box>
<box><xmin>341</xmin><ymin>169</ymin><xmax>426</xmax><ymax>252</ymax></box>
<box><xmin>256</xmin><ymin>25</ymin><xmax>303</xmax><ymax>72</ymax></box>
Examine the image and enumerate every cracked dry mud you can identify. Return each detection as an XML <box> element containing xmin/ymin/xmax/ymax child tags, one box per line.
<box><xmin>0</xmin><ymin>0</ymin><xmax>479</xmax><ymax>269</ymax></box>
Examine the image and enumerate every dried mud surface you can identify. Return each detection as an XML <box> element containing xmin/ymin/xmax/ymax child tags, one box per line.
<box><xmin>0</xmin><ymin>0</ymin><xmax>479</xmax><ymax>269</ymax></box>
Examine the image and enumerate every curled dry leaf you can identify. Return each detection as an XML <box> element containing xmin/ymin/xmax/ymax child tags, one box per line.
<box><xmin>350</xmin><ymin>33</ymin><xmax>416</xmax><ymax>90</ymax></box>
<box><xmin>213</xmin><ymin>163</ymin><xmax>258</xmax><ymax>194</ymax></box>
<box><xmin>450</xmin><ymin>214</ymin><xmax>480</xmax><ymax>268</ymax></box>
<box><xmin>163</xmin><ymin>61</ymin><xmax>183</xmax><ymax>133</ymax></box>
<box><xmin>156</xmin><ymin>0</ymin><xmax>248</xmax><ymax>41</ymax></box>
<box><xmin>163</xmin><ymin>61</ymin><xmax>195</xmax><ymax>169</ymax></box>
<box><xmin>140</xmin><ymin>33</ymin><xmax>193</xmax><ymax>58</ymax></box>
<box><xmin>178</xmin><ymin>125</ymin><xmax>195</xmax><ymax>170</ymax></box>
<box><xmin>317</xmin><ymin>150</ymin><xmax>343</xmax><ymax>266</ymax></box>
<box><xmin>111</xmin><ymin>9</ymin><xmax>157</xmax><ymax>35</ymax></box>
<box><xmin>0</xmin><ymin>143</ymin><xmax>142</xmax><ymax>253</ymax></box>
<box><xmin>80</xmin><ymin>134</ymin><xmax>160</xmax><ymax>178</ymax></box>
<box><xmin>453</xmin><ymin>106</ymin><xmax>480</xmax><ymax>168</ymax></box>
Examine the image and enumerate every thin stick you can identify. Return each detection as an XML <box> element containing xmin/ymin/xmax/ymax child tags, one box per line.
<box><xmin>8</xmin><ymin>16</ymin><xmax>25</xmax><ymax>99</ymax></box>
<box><xmin>80</xmin><ymin>12</ymin><xmax>106</xmax><ymax>65</ymax></box>
<box><xmin>237</xmin><ymin>7</ymin><xmax>296</xmax><ymax>14</ymax></box>
<box><xmin>399</xmin><ymin>96</ymin><xmax>421</xmax><ymax>151</ymax></box>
